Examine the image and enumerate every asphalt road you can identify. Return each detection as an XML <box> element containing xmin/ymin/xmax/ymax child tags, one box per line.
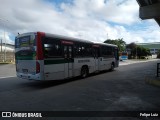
<box><xmin>0</xmin><ymin>60</ymin><xmax>160</xmax><ymax>120</ymax></box>
<box><xmin>0</xmin><ymin>64</ymin><xmax>16</xmax><ymax>78</ymax></box>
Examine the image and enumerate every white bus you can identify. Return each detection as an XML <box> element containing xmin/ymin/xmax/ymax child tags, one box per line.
<box><xmin>15</xmin><ymin>32</ymin><xmax>119</xmax><ymax>80</ymax></box>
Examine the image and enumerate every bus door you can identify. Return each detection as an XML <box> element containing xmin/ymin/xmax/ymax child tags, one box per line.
<box><xmin>93</xmin><ymin>47</ymin><xmax>99</xmax><ymax>71</ymax></box>
<box><xmin>114</xmin><ymin>48</ymin><xmax>119</xmax><ymax>67</ymax></box>
<box><xmin>64</xmin><ymin>45</ymin><xmax>73</xmax><ymax>78</ymax></box>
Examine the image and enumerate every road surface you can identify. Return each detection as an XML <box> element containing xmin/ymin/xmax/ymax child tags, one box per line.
<box><xmin>0</xmin><ymin>60</ymin><xmax>160</xmax><ymax>120</ymax></box>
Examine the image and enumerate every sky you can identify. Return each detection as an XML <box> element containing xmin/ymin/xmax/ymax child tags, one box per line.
<box><xmin>0</xmin><ymin>0</ymin><xmax>159</xmax><ymax>45</ymax></box>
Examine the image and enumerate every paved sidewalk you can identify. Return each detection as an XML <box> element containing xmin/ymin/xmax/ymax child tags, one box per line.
<box><xmin>120</xmin><ymin>59</ymin><xmax>160</xmax><ymax>87</ymax></box>
<box><xmin>119</xmin><ymin>59</ymin><xmax>160</xmax><ymax>66</ymax></box>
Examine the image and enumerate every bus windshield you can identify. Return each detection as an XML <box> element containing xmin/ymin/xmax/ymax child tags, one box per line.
<box><xmin>15</xmin><ymin>35</ymin><xmax>36</xmax><ymax>60</ymax></box>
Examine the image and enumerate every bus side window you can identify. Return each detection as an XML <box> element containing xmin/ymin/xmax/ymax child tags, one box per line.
<box><xmin>43</xmin><ymin>37</ymin><xmax>62</xmax><ymax>58</ymax></box>
<box><xmin>64</xmin><ymin>46</ymin><xmax>67</xmax><ymax>58</ymax></box>
<box><xmin>44</xmin><ymin>44</ymin><xmax>49</xmax><ymax>58</ymax></box>
<box><xmin>44</xmin><ymin>50</ymin><xmax>48</xmax><ymax>57</ymax></box>
<box><xmin>68</xmin><ymin>46</ymin><xmax>72</xmax><ymax>58</ymax></box>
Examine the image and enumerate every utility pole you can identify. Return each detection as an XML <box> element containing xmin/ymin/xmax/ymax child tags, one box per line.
<box><xmin>0</xmin><ymin>18</ymin><xmax>9</xmax><ymax>62</ymax></box>
<box><xmin>107</xmin><ymin>33</ymin><xmax>109</xmax><ymax>40</ymax></box>
<box><xmin>0</xmin><ymin>39</ymin><xmax>2</xmax><ymax>52</ymax></box>
<box><xmin>135</xmin><ymin>41</ymin><xmax>138</xmax><ymax>59</ymax></box>
<box><xmin>136</xmin><ymin>45</ymin><xmax>137</xmax><ymax>59</ymax></box>
<box><xmin>4</xmin><ymin>26</ymin><xmax>6</xmax><ymax>62</ymax></box>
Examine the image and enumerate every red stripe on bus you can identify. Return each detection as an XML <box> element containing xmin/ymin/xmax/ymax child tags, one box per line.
<box><xmin>37</xmin><ymin>32</ymin><xmax>45</xmax><ymax>60</ymax></box>
<box><xmin>61</xmin><ymin>40</ymin><xmax>74</xmax><ymax>45</ymax></box>
<box><xmin>92</xmin><ymin>45</ymin><xmax>99</xmax><ymax>47</ymax></box>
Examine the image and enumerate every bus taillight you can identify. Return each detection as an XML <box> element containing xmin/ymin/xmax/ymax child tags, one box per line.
<box><xmin>36</xmin><ymin>61</ymin><xmax>40</xmax><ymax>73</ymax></box>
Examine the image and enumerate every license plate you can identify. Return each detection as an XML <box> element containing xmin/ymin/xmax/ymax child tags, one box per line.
<box><xmin>22</xmin><ymin>69</ymin><xmax>28</xmax><ymax>73</ymax></box>
<box><xmin>21</xmin><ymin>75</ymin><xmax>27</xmax><ymax>79</ymax></box>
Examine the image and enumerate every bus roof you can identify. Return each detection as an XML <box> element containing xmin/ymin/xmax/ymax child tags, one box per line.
<box><xmin>16</xmin><ymin>32</ymin><xmax>117</xmax><ymax>47</ymax></box>
<box><xmin>94</xmin><ymin>42</ymin><xmax>118</xmax><ymax>47</ymax></box>
<box><xmin>44</xmin><ymin>32</ymin><xmax>93</xmax><ymax>44</ymax></box>
<box><xmin>15</xmin><ymin>32</ymin><xmax>37</xmax><ymax>38</ymax></box>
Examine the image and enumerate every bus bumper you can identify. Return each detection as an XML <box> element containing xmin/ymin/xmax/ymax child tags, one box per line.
<box><xmin>16</xmin><ymin>73</ymin><xmax>43</xmax><ymax>80</ymax></box>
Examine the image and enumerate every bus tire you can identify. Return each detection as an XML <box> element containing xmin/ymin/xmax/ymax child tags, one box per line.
<box><xmin>110</xmin><ymin>63</ymin><xmax>115</xmax><ymax>71</ymax></box>
<box><xmin>81</xmin><ymin>66</ymin><xmax>89</xmax><ymax>78</ymax></box>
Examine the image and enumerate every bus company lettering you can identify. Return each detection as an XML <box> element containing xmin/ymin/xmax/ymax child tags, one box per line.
<box><xmin>28</xmin><ymin>113</ymin><xmax>42</xmax><ymax>117</ymax></box>
<box><xmin>140</xmin><ymin>113</ymin><xmax>158</xmax><ymax>117</ymax></box>
<box><xmin>78</xmin><ymin>60</ymin><xmax>90</xmax><ymax>63</ymax></box>
<box><xmin>12</xmin><ymin>112</ymin><xmax>27</xmax><ymax>117</ymax></box>
<box><xmin>12</xmin><ymin>112</ymin><xmax>42</xmax><ymax>117</ymax></box>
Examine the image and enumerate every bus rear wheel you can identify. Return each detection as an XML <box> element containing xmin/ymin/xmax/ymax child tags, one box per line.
<box><xmin>81</xmin><ymin>66</ymin><xmax>88</xmax><ymax>78</ymax></box>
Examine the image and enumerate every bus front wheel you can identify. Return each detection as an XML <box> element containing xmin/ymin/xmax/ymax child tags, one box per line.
<box><xmin>110</xmin><ymin>63</ymin><xmax>115</xmax><ymax>71</ymax></box>
<box><xmin>81</xmin><ymin>66</ymin><xmax>89</xmax><ymax>78</ymax></box>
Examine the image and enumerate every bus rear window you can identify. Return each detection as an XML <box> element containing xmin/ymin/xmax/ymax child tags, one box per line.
<box><xmin>15</xmin><ymin>35</ymin><xmax>36</xmax><ymax>48</ymax></box>
<box><xmin>15</xmin><ymin>35</ymin><xmax>36</xmax><ymax>60</ymax></box>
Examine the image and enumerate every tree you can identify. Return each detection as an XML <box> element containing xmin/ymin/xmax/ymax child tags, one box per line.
<box><xmin>126</xmin><ymin>42</ymin><xmax>151</xmax><ymax>59</ymax></box>
<box><xmin>104</xmin><ymin>38</ymin><xmax>126</xmax><ymax>52</ymax></box>
<box><xmin>126</xmin><ymin>42</ymin><xmax>136</xmax><ymax>50</ymax></box>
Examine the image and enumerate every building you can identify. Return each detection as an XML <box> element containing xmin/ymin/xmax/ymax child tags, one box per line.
<box><xmin>0</xmin><ymin>43</ymin><xmax>15</xmax><ymax>62</ymax></box>
<box><xmin>137</xmin><ymin>42</ymin><xmax>160</xmax><ymax>59</ymax></box>
<box><xmin>137</xmin><ymin>42</ymin><xmax>160</xmax><ymax>54</ymax></box>
<box><xmin>137</xmin><ymin>0</ymin><xmax>160</xmax><ymax>26</ymax></box>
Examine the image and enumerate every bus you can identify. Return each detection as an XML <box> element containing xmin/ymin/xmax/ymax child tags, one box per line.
<box><xmin>15</xmin><ymin>32</ymin><xmax>119</xmax><ymax>80</ymax></box>
<box><xmin>119</xmin><ymin>51</ymin><xmax>128</xmax><ymax>61</ymax></box>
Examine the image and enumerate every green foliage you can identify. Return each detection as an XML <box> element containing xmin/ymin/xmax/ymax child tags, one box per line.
<box><xmin>104</xmin><ymin>38</ymin><xmax>126</xmax><ymax>52</ymax></box>
<box><xmin>127</xmin><ymin>42</ymin><xmax>151</xmax><ymax>59</ymax></box>
<box><xmin>126</xmin><ymin>42</ymin><xmax>136</xmax><ymax>50</ymax></box>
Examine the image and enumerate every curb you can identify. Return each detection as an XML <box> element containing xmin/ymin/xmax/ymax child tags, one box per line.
<box><xmin>120</xmin><ymin>59</ymin><xmax>160</xmax><ymax>66</ymax></box>
<box><xmin>0</xmin><ymin>62</ymin><xmax>15</xmax><ymax>65</ymax></box>
<box><xmin>145</xmin><ymin>76</ymin><xmax>160</xmax><ymax>87</ymax></box>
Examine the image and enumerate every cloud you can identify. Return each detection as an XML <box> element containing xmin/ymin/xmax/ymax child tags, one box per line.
<box><xmin>61</xmin><ymin>0</ymin><xmax>139</xmax><ymax>24</ymax></box>
<box><xmin>0</xmin><ymin>30</ymin><xmax>14</xmax><ymax>44</ymax></box>
<box><xmin>0</xmin><ymin>0</ymin><xmax>159</xmax><ymax>45</ymax></box>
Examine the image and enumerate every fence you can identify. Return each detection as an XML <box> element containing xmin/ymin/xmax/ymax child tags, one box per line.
<box><xmin>0</xmin><ymin>52</ymin><xmax>15</xmax><ymax>62</ymax></box>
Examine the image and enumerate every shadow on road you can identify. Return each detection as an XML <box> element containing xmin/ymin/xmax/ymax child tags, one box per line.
<box><xmin>19</xmin><ymin>70</ymin><xmax>113</xmax><ymax>90</ymax></box>
<box><xmin>19</xmin><ymin>77</ymin><xmax>81</xmax><ymax>89</ymax></box>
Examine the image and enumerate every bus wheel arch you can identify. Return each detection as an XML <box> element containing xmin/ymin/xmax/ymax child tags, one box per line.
<box><xmin>81</xmin><ymin>65</ymin><xmax>89</xmax><ymax>78</ymax></box>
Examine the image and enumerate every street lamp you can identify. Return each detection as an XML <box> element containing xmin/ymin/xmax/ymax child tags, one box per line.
<box><xmin>0</xmin><ymin>18</ymin><xmax>8</xmax><ymax>62</ymax></box>
<box><xmin>136</xmin><ymin>45</ymin><xmax>137</xmax><ymax>59</ymax></box>
<box><xmin>135</xmin><ymin>41</ymin><xmax>138</xmax><ymax>59</ymax></box>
